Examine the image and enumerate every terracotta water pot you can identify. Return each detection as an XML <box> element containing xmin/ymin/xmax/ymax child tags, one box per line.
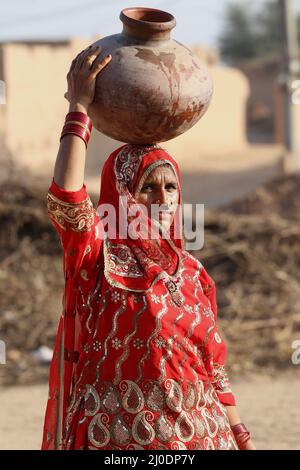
<box><xmin>87</xmin><ymin>7</ymin><xmax>213</xmax><ymax>144</ymax></box>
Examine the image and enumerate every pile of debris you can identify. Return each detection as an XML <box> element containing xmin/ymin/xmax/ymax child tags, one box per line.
<box><xmin>0</xmin><ymin>173</ymin><xmax>64</xmax><ymax>386</ymax></box>
<box><xmin>197</xmin><ymin>174</ymin><xmax>300</xmax><ymax>374</ymax></box>
<box><xmin>0</xmin><ymin>170</ymin><xmax>299</xmax><ymax>386</ymax></box>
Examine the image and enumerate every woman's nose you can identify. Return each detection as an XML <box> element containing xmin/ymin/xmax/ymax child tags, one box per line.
<box><xmin>155</xmin><ymin>189</ymin><xmax>168</xmax><ymax>204</ymax></box>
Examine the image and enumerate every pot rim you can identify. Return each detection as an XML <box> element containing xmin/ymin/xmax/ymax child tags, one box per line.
<box><xmin>120</xmin><ymin>7</ymin><xmax>176</xmax><ymax>32</ymax></box>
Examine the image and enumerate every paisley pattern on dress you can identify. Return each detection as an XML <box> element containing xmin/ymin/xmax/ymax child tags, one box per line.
<box><xmin>62</xmin><ymin>379</ymin><xmax>238</xmax><ymax>450</ymax></box>
<box><xmin>105</xmin><ymin>242</ymin><xmax>144</xmax><ymax>278</ymax></box>
<box><xmin>47</xmin><ymin>192</ymin><xmax>95</xmax><ymax>232</ymax></box>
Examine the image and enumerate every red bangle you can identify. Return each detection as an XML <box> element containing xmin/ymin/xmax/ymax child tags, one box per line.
<box><xmin>231</xmin><ymin>423</ymin><xmax>251</xmax><ymax>450</ymax></box>
<box><xmin>60</xmin><ymin>125</ymin><xmax>90</xmax><ymax>148</ymax></box>
<box><xmin>64</xmin><ymin>120</ymin><xmax>91</xmax><ymax>135</ymax></box>
<box><xmin>62</xmin><ymin>123</ymin><xmax>90</xmax><ymax>134</ymax></box>
<box><xmin>60</xmin><ymin>111</ymin><xmax>92</xmax><ymax>148</ymax></box>
<box><xmin>62</xmin><ymin>123</ymin><xmax>91</xmax><ymax>138</ymax></box>
<box><xmin>60</xmin><ymin>131</ymin><xmax>88</xmax><ymax>148</ymax></box>
<box><xmin>65</xmin><ymin>111</ymin><xmax>92</xmax><ymax>131</ymax></box>
<box><xmin>235</xmin><ymin>432</ymin><xmax>251</xmax><ymax>449</ymax></box>
<box><xmin>235</xmin><ymin>432</ymin><xmax>250</xmax><ymax>442</ymax></box>
<box><xmin>230</xmin><ymin>423</ymin><xmax>249</xmax><ymax>435</ymax></box>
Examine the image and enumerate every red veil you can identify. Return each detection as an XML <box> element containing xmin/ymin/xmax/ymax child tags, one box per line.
<box><xmin>41</xmin><ymin>143</ymin><xmax>190</xmax><ymax>449</ymax></box>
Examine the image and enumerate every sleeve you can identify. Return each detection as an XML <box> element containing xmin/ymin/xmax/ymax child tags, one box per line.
<box><xmin>46</xmin><ymin>177</ymin><xmax>104</xmax><ymax>284</ymax></box>
<box><xmin>199</xmin><ymin>265</ymin><xmax>236</xmax><ymax>407</ymax></box>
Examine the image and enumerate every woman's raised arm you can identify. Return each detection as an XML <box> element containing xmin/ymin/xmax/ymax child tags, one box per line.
<box><xmin>46</xmin><ymin>46</ymin><xmax>111</xmax><ymax>274</ymax></box>
<box><xmin>54</xmin><ymin>45</ymin><xmax>112</xmax><ymax>191</ymax></box>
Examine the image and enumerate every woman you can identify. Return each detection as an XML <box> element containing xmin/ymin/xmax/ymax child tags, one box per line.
<box><xmin>41</xmin><ymin>45</ymin><xmax>255</xmax><ymax>450</ymax></box>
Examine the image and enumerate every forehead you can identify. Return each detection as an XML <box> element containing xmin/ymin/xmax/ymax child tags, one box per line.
<box><xmin>143</xmin><ymin>164</ymin><xmax>177</xmax><ymax>182</ymax></box>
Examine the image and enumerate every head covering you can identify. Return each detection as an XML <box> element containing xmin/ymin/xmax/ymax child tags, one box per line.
<box><xmin>97</xmin><ymin>143</ymin><xmax>184</xmax><ymax>291</ymax></box>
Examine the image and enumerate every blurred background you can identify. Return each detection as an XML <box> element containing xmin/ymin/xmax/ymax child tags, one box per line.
<box><xmin>0</xmin><ymin>0</ymin><xmax>300</xmax><ymax>450</ymax></box>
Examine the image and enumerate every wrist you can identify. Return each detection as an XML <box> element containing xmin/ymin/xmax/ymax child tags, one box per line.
<box><xmin>61</xmin><ymin>108</ymin><xmax>92</xmax><ymax>148</ymax></box>
<box><xmin>68</xmin><ymin>101</ymin><xmax>89</xmax><ymax>114</ymax></box>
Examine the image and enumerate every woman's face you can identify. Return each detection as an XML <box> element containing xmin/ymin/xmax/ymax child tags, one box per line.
<box><xmin>134</xmin><ymin>164</ymin><xmax>179</xmax><ymax>231</ymax></box>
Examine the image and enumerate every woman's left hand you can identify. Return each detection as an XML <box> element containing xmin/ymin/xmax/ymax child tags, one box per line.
<box><xmin>64</xmin><ymin>45</ymin><xmax>112</xmax><ymax>110</ymax></box>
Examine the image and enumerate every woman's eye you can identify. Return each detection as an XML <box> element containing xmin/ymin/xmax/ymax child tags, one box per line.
<box><xmin>166</xmin><ymin>184</ymin><xmax>177</xmax><ymax>191</ymax></box>
<box><xmin>141</xmin><ymin>184</ymin><xmax>153</xmax><ymax>192</ymax></box>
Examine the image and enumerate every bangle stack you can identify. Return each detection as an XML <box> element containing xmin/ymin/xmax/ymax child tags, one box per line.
<box><xmin>60</xmin><ymin>111</ymin><xmax>92</xmax><ymax>148</ymax></box>
<box><xmin>230</xmin><ymin>423</ymin><xmax>251</xmax><ymax>450</ymax></box>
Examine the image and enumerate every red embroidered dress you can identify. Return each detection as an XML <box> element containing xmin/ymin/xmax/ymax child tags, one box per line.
<box><xmin>41</xmin><ymin>144</ymin><xmax>238</xmax><ymax>450</ymax></box>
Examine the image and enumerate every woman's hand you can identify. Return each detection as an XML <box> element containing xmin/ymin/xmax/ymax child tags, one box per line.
<box><xmin>64</xmin><ymin>45</ymin><xmax>112</xmax><ymax>112</ymax></box>
<box><xmin>225</xmin><ymin>406</ymin><xmax>256</xmax><ymax>450</ymax></box>
<box><xmin>241</xmin><ymin>438</ymin><xmax>256</xmax><ymax>450</ymax></box>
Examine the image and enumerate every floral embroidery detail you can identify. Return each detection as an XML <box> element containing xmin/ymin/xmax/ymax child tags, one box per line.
<box><xmin>92</xmin><ymin>341</ymin><xmax>101</xmax><ymax>352</ymax></box>
<box><xmin>111</xmin><ymin>291</ymin><xmax>121</xmax><ymax>303</ymax></box>
<box><xmin>83</xmin><ymin>344</ymin><xmax>91</xmax><ymax>354</ymax></box>
<box><xmin>47</xmin><ymin>191</ymin><xmax>95</xmax><ymax>232</ymax></box>
<box><xmin>184</xmin><ymin>305</ymin><xmax>193</xmax><ymax>313</ymax></box>
<box><xmin>112</xmin><ymin>338</ymin><xmax>122</xmax><ymax>350</ymax></box>
<box><xmin>154</xmin><ymin>336</ymin><xmax>166</xmax><ymax>350</ymax></box>
<box><xmin>151</xmin><ymin>294</ymin><xmax>161</xmax><ymax>304</ymax></box>
<box><xmin>203</xmin><ymin>306</ymin><xmax>214</xmax><ymax>320</ymax></box>
<box><xmin>211</xmin><ymin>363</ymin><xmax>233</xmax><ymax>395</ymax></box>
<box><xmin>133</xmin><ymin>338</ymin><xmax>144</xmax><ymax>349</ymax></box>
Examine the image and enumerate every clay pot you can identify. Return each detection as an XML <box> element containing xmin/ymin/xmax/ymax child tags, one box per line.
<box><xmin>87</xmin><ymin>7</ymin><xmax>213</xmax><ymax>144</ymax></box>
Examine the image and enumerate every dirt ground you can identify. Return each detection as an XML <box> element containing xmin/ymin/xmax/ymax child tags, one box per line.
<box><xmin>0</xmin><ymin>370</ymin><xmax>299</xmax><ymax>450</ymax></box>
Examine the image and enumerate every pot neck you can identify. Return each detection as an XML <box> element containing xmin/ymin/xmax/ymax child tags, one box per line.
<box><xmin>120</xmin><ymin>8</ymin><xmax>176</xmax><ymax>42</ymax></box>
<box><xmin>121</xmin><ymin>25</ymin><xmax>172</xmax><ymax>41</ymax></box>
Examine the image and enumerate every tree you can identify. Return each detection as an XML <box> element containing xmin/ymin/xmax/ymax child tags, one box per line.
<box><xmin>218</xmin><ymin>0</ymin><xmax>300</xmax><ymax>64</ymax></box>
<box><xmin>218</xmin><ymin>3</ymin><xmax>257</xmax><ymax>64</ymax></box>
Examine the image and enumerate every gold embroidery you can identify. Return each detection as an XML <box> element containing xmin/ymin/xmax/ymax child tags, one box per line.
<box><xmin>80</xmin><ymin>269</ymin><xmax>89</xmax><ymax>281</ymax></box>
<box><xmin>93</xmin><ymin>294</ymin><xmax>127</xmax><ymax>386</ymax></box>
<box><xmin>178</xmin><ymin>301</ymin><xmax>202</xmax><ymax>384</ymax></box>
<box><xmin>63</xmin><ymin>378</ymin><xmax>236</xmax><ymax>450</ymax></box>
<box><xmin>113</xmin><ymin>296</ymin><xmax>148</xmax><ymax>386</ymax></box>
<box><xmin>136</xmin><ymin>293</ymin><xmax>168</xmax><ymax>384</ymax></box>
<box><xmin>159</xmin><ymin>308</ymin><xmax>184</xmax><ymax>384</ymax></box>
<box><xmin>211</xmin><ymin>363</ymin><xmax>233</xmax><ymax>395</ymax></box>
<box><xmin>84</xmin><ymin>245</ymin><xmax>91</xmax><ymax>255</ymax></box>
<box><xmin>114</xmin><ymin>144</ymin><xmax>164</xmax><ymax>193</ymax></box>
<box><xmin>105</xmin><ymin>242</ymin><xmax>144</xmax><ymax>278</ymax></box>
<box><xmin>47</xmin><ymin>191</ymin><xmax>95</xmax><ymax>232</ymax></box>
